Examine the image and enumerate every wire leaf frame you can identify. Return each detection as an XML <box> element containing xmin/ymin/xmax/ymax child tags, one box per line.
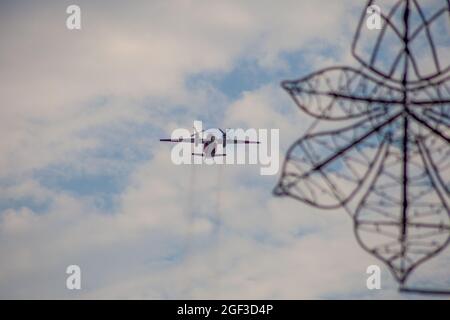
<box><xmin>275</xmin><ymin>0</ymin><xmax>450</xmax><ymax>293</ymax></box>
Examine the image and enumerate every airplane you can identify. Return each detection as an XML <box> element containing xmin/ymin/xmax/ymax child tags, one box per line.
<box><xmin>160</xmin><ymin>128</ymin><xmax>260</xmax><ymax>158</ymax></box>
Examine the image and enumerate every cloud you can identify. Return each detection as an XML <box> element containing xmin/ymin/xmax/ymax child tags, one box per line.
<box><xmin>0</xmin><ymin>0</ymin><xmax>448</xmax><ymax>299</ymax></box>
<box><xmin>0</xmin><ymin>0</ymin><xmax>354</xmax><ymax>177</ymax></box>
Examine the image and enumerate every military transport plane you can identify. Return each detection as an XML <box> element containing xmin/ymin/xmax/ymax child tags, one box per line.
<box><xmin>160</xmin><ymin>128</ymin><xmax>260</xmax><ymax>158</ymax></box>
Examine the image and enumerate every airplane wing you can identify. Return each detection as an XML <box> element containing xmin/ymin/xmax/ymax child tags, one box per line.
<box><xmin>218</xmin><ymin>139</ymin><xmax>260</xmax><ymax>144</ymax></box>
<box><xmin>160</xmin><ymin>138</ymin><xmax>203</xmax><ymax>143</ymax></box>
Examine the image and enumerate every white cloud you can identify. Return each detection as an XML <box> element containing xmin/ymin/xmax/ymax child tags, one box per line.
<box><xmin>0</xmin><ymin>0</ymin><xmax>448</xmax><ymax>299</ymax></box>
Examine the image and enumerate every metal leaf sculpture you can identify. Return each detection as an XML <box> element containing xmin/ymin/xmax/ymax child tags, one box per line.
<box><xmin>274</xmin><ymin>0</ymin><xmax>450</xmax><ymax>293</ymax></box>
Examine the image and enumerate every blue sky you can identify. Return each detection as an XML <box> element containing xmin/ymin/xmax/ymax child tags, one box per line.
<box><xmin>0</xmin><ymin>0</ymin><xmax>448</xmax><ymax>299</ymax></box>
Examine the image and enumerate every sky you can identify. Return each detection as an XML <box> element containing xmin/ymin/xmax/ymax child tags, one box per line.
<box><xmin>0</xmin><ymin>0</ymin><xmax>449</xmax><ymax>299</ymax></box>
